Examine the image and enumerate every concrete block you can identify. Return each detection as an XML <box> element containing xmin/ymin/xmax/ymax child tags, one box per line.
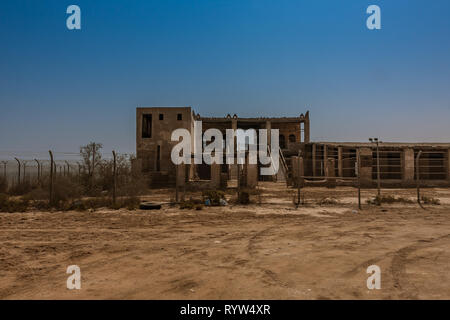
<box><xmin>403</xmin><ymin>148</ymin><xmax>414</xmax><ymax>186</ymax></box>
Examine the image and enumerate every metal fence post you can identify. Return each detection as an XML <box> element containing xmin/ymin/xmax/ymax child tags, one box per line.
<box><xmin>357</xmin><ymin>148</ymin><xmax>362</xmax><ymax>210</ymax></box>
<box><xmin>14</xmin><ymin>158</ymin><xmax>21</xmax><ymax>185</ymax></box>
<box><xmin>49</xmin><ymin>151</ymin><xmax>54</xmax><ymax>204</ymax></box>
<box><xmin>416</xmin><ymin>150</ymin><xmax>424</xmax><ymax>209</ymax></box>
<box><xmin>34</xmin><ymin>159</ymin><xmax>41</xmax><ymax>183</ymax></box>
<box><xmin>112</xmin><ymin>151</ymin><xmax>117</xmax><ymax>205</ymax></box>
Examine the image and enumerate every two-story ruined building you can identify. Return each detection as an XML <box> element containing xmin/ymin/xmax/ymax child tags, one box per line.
<box><xmin>136</xmin><ymin>106</ymin><xmax>450</xmax><ymax>188</ymax></box>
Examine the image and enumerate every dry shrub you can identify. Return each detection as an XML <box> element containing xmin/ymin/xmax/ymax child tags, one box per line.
<box><xmin>0</xmin><ymin>177</ymin><xmax>7</xmax><ymax>194</ymax></box>
<box><xmin>318</xmin><ymin>197</ymin><xmax>339</xmax><ymax>205</ymax></box>
<box><xmin>366</xmin><ymin>195</ymin><xmax>414</xmax><ymax>205</ymax></box>
<box><xmin>202</xmin><ymin>190</ymin><xmax>225</xmax><ymax>206</ymax></box>
<box><xmin>0</xmin><ymin>194</ymin><xmax>29</xmax><ymax>213</ymax></box>
<box><xmin>180</xmin><ymin>198</ymin><xmax>203</xmax><ymax>210</ymax></box>
<box><xmin>421</xmin><ymin>195</ymin><xmax>440</xmax><ymax>205</ymax></box>
<box><xmin>109</xmin><ymin>196</ymin><xmax>141</xmax><ymax>210</ymax></box>
<box><xmin>8</xmin><ymin>181</ymin><xmax>33</xmax><ymax>196</ymax></box>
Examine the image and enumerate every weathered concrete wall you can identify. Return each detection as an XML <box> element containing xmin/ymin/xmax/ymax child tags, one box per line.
<box><xmin>312</xmin><ymin>144</ymin><xmax>316</xmax><ymax>177</ymax></box>
<box><xmin>291</xmin><ymin>156</ymin><xmax>298</xmax><ymax>186</ymax></box>
<box><xmin>291</xmin><ymin>156</ymin><xmax>304</xmax><ymax>187</ymax></box>
<box><xmin>403</xmin><ymin>148</ymin><xmax>415</xmax><ymax>186</ymax></box>
<box><xmin>359</xmin><ymin>148</ymin><xmax>373</xmax><ymax>187</ymax></box>
<box><xmin>447</xmin><ymin>149</ymin><xmax>450</xmax><ymax>182</ymax></box>
<box><xmin>211</xmin><ymin>163</ymin><xmax>221</xmax><ymax>188</ymax></box>
<box><xmin>337</xmin><ymin>147</ymin><xmax>343</xmax><ymax>177</ymax></box>
<box><xmin>326</xmin><ymin>158</ymin><xmax>336</xmax><ymax>188</ymax></box>
<box><xmin>176</xmin><ymin>163</ymin><xmax>186</xmax><ymax>188</ymax></box>
<box><xmin>246</xmin><ymin>164</ymin><xmax>258</xmax><ymax>188</ymax></box>
<box><xmin>136</xmin><ymin>107</ymin><xmax>192</xmax><ymax>174</ymax></box>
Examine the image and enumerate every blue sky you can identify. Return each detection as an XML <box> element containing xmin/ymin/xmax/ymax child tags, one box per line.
<box><xmin>0</xmin><ymin>0</ymin><xmax>449</xmax><ymax>157</ymax></box>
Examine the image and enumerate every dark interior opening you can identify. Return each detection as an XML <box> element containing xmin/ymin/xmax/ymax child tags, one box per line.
<box><xmin>142</xmin><ymin>114</ymin><xmax>152</xmax><ymax>138</ymax></box>
<box><xmin>156</xmin><ymin>145</ymin><xmax>161</xmax><ymax>171</ymax></box>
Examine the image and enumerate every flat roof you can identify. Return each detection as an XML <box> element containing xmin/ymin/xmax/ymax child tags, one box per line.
<box><xmin>312</xmin><ymin>142</ymin><xmax>450</xmax><ymax>148</ymax></box>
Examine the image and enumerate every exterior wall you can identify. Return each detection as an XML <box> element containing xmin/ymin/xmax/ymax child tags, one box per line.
<box><xmin>136</xmin><ymin>107</ymin><xmax>450</xmax><ymax>188</ymax></box>
<box><xmin>304</xmin><ymin>144</ymin><xmax>450</xmax><ymax>187</ymax></box>
<box><xmin>403</xmin><ymin>148</ymin><xmax>415</xmax><ymax>186</ymax></box>
<box><xmin>359</xmin><ymin>148</ymin><xmax>373</xmax><ymax>187</ymax></box>
<box><xmin>447</xmin><ymin>149</ymin><xmax>450</xmax><ymax>181</ymax></box>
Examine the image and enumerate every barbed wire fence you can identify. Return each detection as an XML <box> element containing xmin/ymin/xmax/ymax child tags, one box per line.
<box><xmin>287</xmin><ymin>147</ymin><xmax>448</xmax><ymax>210</ymax></box>
<box><xmin>0</xmin><ymin>148</ymin><xmax>141</xmax><ymax>208</ymax></box>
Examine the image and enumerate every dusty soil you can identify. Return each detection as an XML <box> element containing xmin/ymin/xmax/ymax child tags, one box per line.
<box><xmin>0</xmin><ymin>182</ymin><xmax>449</xmax><ymax>299</ymax></box>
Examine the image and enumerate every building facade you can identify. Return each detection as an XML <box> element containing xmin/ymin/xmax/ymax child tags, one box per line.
<box><xmin>136</xmin><ymin>106</ymin><xmax>450</xmax><ymax>188</ymax></box>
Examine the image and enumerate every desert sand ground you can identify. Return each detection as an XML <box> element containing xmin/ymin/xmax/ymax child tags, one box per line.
<box><xmin>0</xmin><ymin>182</ymin><xmax>449</xmax><ymax>300</ymax></box>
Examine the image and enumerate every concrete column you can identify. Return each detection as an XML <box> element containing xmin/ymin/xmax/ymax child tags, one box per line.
<box><xmin>323</xmin><ymin>145</ymin><xmax>328</xmax><ymax>177</ymax></box>
<box><xmin>304</xmin><ymin>117</ymin><xmax>310</xmax><ymax>143</ymax></box>
<box><xmin>326</xmin><ymin>158</ymin><xmax>336</xmax><ymax>188</ymax></box>
<box><xmin>265</xmin><ymin>120</ymin><xmax>271</xmax><ymax>146</ymax></box>
<box><xmin>359</xmin><ymin>147</ymin><xmax>373</xmax><ymax>187</ymax></box>
<box><xmin>246</xmin><ymin>163</ymin><xmax>258</xmax><ymax>188</ymax></box>
<box><xmin>230</xmin><ymin>119</ymin><xmax>238</xmax><ymax>179</ymax></box>
<box><xmin>338</xmin><ymin>147</ymin><xmax>343</xmax><ymax>177</ymax></box>
<box><xmin>312</xmin><ymin>144</ymin><xmax>316</xmax><ymax>177</ymax></box>
<box><xmin>447</xmin><ymin>149</ymin><xmax>450</xmax><ymax>181</ymax></box>
<box><xmin>403</xmin><ymin>148</ymin><xmax>415</xmax><ymax>186</ymax></box>
<box><xmin>176</xmin><ymin>163</ymin><xmax>186</xmax><ymax>188</ymax></box>
<box><xmin>211</xmin><ymin>163</ymin><xmax>221</xmax><ymax>188</ymax></box>
<box><xmin>299</xmin><ymin>157</ymin><xmax>304</xmax><ymax>187</ymax></box>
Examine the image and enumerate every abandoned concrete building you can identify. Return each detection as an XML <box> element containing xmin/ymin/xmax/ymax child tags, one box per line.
<box><xmin>136</xmin><ymin>106</ymin><xmax>450</xmax><ymax>188</ymax></box>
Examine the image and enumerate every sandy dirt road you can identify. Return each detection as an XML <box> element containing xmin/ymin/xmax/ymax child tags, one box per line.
<box><xmin>0</xmin><ymin>184</ymin><xmax>449</xmax><ymax>299</ymax></box>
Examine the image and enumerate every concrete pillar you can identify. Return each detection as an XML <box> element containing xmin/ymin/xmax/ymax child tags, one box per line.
<box><xmin>211</xmin><ymin>163</ymin><xmax>221</xmax><ymax>188</ymax></box>
<box><xmin>326</xmin><ymin>158</ymin><xmax>336</xmax><ymax>188</ymax></box>
<box><xmin>359</xmin><ymin>148</ymin><xmax>373</xmax><ymax>187</ymax></box>
<box><xmin>265</xmin><ymin>121</ymin><xmax>271</xmax><ymax>146</ymax></box>
<box><xmin>246</xmin><ymin>163</ymin><xmax>258</xmax><ymax>188</ymax></box>
<box><xmin>176</xmin><ymin>163</ymin><xmax>186</xmax><ymax>188</ymax></box>
<box><xmin>323</xmin><ymin>145</ymin><xmax>328</xmax><ymax>177</ymax></box>
<box><xmin>403</xmin><ymin>148</ymin><xmax>415</xmax><ymax>186</ymax></box>
<box><xmin>304</xmin><ymin>115</ymin><xmax>310</xmax><ymax>143</ymax></box>
<box><xmin>312</xmin><ymin>144</ymin><xmax>316</xmax><ymax>177</ymax></box>
<box><xmin>446</xmin><ymin>149</ymin><xmax>450</xmax><ymax>182</ymax></box>
<box><xmin>291</xmin><ymin>156</ymin><xmax>298</xmax><ymax>187</ymax></box>
<box><xmin>230</xmin><ymin>119</ymin><xmax>238</xmax><ymax>180</ymax></box>
<box><xmin>298</xmin><ymin>157</ymin><xmax>304</xmax><ymax>187</ymax></box>
<box><xmin>338</xmin><ymin>147</ymin><xmax>343</xmax><ymax>177</ymax></box>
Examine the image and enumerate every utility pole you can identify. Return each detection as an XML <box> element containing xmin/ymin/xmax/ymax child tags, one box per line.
<box><xmin>112</xmin><ymin>151</ymin><xmax>117</xmax><ymax>205</ymax></box>
<box><xmin>369</xmin><ymin>137</ymin><xmax>382</xmax><ymax>196</ymax></box>
<box><xmin>14</xmin><ymin>158</ymin><xmax>21</xmax><ymax>185</ymax></box>
<box><xmin>49</xmin><ymin>151</ymin><xmax>54</xmax><ymax>204</ymax></box>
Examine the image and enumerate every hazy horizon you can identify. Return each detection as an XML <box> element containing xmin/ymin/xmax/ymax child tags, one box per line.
<box><xmin>1</xmin><ymin>0</ymin><xmax>450</xmax><ymax>159</ymax></box>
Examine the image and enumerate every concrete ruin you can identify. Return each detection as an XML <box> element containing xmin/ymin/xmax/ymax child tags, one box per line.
<box><xmin>136</xmin><ymin>107</ymin><xmax>450</xmax><ymax>188</ymax></box>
